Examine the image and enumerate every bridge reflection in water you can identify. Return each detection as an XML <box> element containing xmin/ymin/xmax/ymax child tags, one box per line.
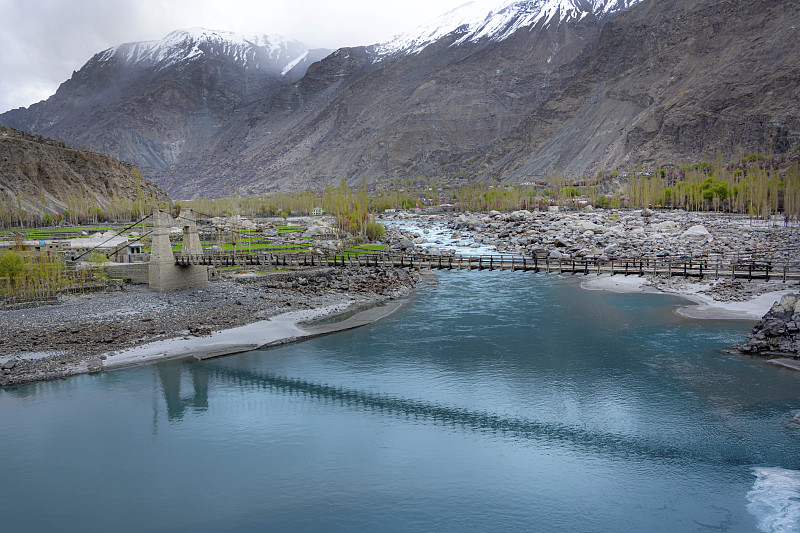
<box><xmin>153</xmin><ymin>359</ymin><xmax>750</xmax><ymax>466</ymax></box>
<box><xmin>156</xmin><ymin>363</ymin><xmax>210</xmax><ymax>421</ymax></box>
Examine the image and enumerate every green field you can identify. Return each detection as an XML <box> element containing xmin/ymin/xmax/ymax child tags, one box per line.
<box><xmin>0</xmin><ymin>224</ymin><xmax>147</xmax><ymax>240</ymax></box>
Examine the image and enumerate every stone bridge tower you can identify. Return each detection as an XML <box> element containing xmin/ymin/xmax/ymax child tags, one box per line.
<box><xmin>148</xmin><ymin>208</ymin><xmax>209</xmax><ymax>292</ymax></box>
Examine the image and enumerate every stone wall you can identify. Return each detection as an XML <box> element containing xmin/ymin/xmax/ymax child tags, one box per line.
<box><xmin>106</xmin><ymin>263</ymin><xmax>149</xmax><ymax>284</ymax></box>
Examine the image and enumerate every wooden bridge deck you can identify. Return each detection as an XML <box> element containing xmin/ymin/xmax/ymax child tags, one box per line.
<box><xmin>175</xmin><ymin>252</ymin><xmax>800</xmax><ymax>283</ymax></box>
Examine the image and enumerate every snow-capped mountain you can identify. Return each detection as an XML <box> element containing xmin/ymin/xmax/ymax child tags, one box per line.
<box><xmin>0</xmin><ymin>28</ymin><xmax>331</xmax><ymax>174</ymax></box>
<box><xmin>91</xmin><ymin>28</ymin><xmax>313</xmax><ymax>77</ymax></box>
<box><xmin>374</xmin><ymin>0</ymin><xmax>641</xmax><ymax>57</ymax></box>
<box><xmin>3</xmin><ymin>0</ymin><xmax>797</xmax><ymax>199</ymax></box>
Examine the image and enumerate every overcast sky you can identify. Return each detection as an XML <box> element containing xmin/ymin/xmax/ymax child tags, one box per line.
<box><xmin>0</xmin><ymin>0</ymin><xmax>468</xmax><ymax>114</ymax></box>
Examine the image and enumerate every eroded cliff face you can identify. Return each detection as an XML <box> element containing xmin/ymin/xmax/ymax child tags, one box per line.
<box><xmin>0</xmin><ymin>127</ymin><xmax>168</xmax><ymax>217</ymax></box>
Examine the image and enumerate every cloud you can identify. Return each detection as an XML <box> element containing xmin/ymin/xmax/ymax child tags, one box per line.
<box><xmin>0</xmin><ymin>0</ymin><xmax>466</xmax><ymax>114</ymax></box>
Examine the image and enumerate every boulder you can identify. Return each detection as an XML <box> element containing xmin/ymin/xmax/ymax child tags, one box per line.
<box><xmin>505</xmin><ymin>210</ymin><xmax>530</xmax><ymax>222</ymax></box>
<box><xmin>656</xmin><ymin>220</ymin><xmax>678</xmax><ymax>231</ymax></box>
<box><xmin>770</xmin><ymin>293</ymin><xmax>799</xmax><ymax>317</ymax></box>
<box><xmin>302</xmin><ymin>220</ymin><xmax>334</xmax><ymax>238</ymax></box>
<box><xmin>682</xmin><ymin>225</ymin><xmax>712</xmax><ymax>241</ymax></box>
<box><xmin>578</xmin><ymin>221</ymin><xmax>604</xmax><ymax>234</ymax></box>
<box><xmin>454</xmin><ymin>214</ymin><xmax>484</xmax><ymax>230</ymax></box>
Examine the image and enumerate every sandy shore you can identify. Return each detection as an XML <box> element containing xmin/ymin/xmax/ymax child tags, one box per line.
<box><xmin>104</xmin><ymin>298</ymin><xmax>410</xmax><ymax>370</ymax></box>
<box><xmin>580</xmin><ymin>274</ymin><xmax>797</xmax><ymax>320</ymax></box>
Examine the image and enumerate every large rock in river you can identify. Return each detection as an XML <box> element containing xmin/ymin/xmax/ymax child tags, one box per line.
<box><xmin>732</xmin><ymin>293</ymin><xmax>800</xmax><ymax>356</ymax></box>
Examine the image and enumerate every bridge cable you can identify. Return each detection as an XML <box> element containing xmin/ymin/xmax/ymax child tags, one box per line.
<box><xmin>72</xmin><ymin>213</ymin><xmax>153</xmax><ymax>262</ymax></box>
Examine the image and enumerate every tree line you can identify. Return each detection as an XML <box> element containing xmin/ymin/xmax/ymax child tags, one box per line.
<box><xmin>3</xmin><ymin>153</ymin><xmax>798</xmax><ymax>230</ymax></box>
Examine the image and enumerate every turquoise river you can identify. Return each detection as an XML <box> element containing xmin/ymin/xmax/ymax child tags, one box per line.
<box><xmin>2</xmin><ymin>270</ymin><xmax>800</xmax><ymax>532</ymax></box>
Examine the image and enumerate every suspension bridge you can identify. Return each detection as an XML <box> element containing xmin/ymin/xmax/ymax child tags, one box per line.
<box><xmin>79</xmin><ymin>208</ymin><xmax>800</xmax><ymax>291</ymax></box>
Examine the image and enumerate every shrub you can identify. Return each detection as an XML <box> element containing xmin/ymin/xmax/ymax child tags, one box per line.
<box><xmin>88</xmin><ymin>251</ymin><xmax>109</xmax><ymax>281</ymax></box>
<box><xmin>365</xmin><ymin>221</ymin><xmax>386</xmax><ymax>241</ymax></box>
<box><xmin>0</xmin><ymin>251</ymin><xmax>24</xmax><ymax>282</ymax></box>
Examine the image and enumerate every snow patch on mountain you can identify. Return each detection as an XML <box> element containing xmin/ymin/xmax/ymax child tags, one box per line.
<box><xmin>374</xmin><ymin>0</ymin><xmax>641</xmax><ymax>58</ymax></box>
<box><xmin>281</xmin><ymin>51</ymin><xmax>309</xmax><ymax>76</ymax></box>
<box><xmin>95</xmin><ymin>28</ymin><xmax>309</xmax><ymax>75</ymax></box>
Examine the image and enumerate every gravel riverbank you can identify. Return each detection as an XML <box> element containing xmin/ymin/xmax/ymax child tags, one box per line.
<box><xmin>0</xmin><ymin>267</ymin><xmax>423</xmax><ymax>387</ymax></box>
<box><xmin>381</xmin><ymin>209</ymin><xmax>799</xmax><ymax>263</ymax></box>
<box><xmin>382</xmin><ymin>209</ymin><xmax>799</xmax><ymax>304</ymax></box>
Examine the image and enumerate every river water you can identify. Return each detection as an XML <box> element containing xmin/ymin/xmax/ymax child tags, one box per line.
<box><xmin>2</xmin><ymin>270</ymin><xmax>800</xmax><ymax>532</ymax></box>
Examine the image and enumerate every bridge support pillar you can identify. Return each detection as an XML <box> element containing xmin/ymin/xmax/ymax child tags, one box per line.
<box><xmin>149</xmin><ymin>209</ymin><xmax>209</xmax><ymax>292</ymax></box>
<box><xmin>180</xmin><ymin>208</ymin><xmax>204</xmax><ymax>256</ymax></box>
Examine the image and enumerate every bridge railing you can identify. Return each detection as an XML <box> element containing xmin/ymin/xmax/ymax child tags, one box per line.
<box><xmin>172</xmin><ymin>250</ymin><xmax>800</xmax><ymax>282</ymax></box>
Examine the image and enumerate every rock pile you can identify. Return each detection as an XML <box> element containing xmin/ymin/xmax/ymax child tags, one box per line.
<box><xmin>382</xmin><ymin>209</ymin><xmax>798</xmax><ymax>262</ymax></box>
<box><xmin>732</xmin><ymin>293</ymin><xmax>800</xmax><ymax>356</ymax></box>
<box><xmin>248</xmin><ymin>267</ymin><xmax>422</xmax><ymax>299</ymax></box>
<box><xmin>383</xmin><ymin>224</ymin><xmax>423</xmax><ymax>253</ymax></box>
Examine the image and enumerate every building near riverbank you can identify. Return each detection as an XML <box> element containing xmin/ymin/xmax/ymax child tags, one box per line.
<box><xmin>0</xmin><ymin>239</ymin><xmax>66</xmax><ymax>255</ymax></box>
<box><xmin>66</xmin><ymin>231</ymin><xmax>143</xmax><ymax>262</ymax></box>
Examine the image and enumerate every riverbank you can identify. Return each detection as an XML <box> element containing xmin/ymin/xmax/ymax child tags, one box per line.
<box><xmin>380</xmin><ymin>209</ymin><xmax>799</xmax><ymax>262</ymax></box>
<box><xmin>0</xmin><ymin>267</ymin><xmax>423</xmax><ymax>387</ymax></box>
<box><xmin>579</xmin><ymin>274</ymin><xmax>800</xmax><ymax>368</ymax></box>
<box><xmin>4</xmin><ymin>209</ymin><xmax>798</xmax><ymax>386</ymax></box>
<box><xmin>387</xmin><ymin>208</ymin><xmax>799</xmax><ymax>320</ymax></box>
<box><xmin>103</xmin><ymin>297</ymin><xmax>411</xmax><ymax>370</ymax></box>
<box><xmin>580</xmin><ymin>274</ymin><xmax>797</xmax><ymax>320</ymax></box>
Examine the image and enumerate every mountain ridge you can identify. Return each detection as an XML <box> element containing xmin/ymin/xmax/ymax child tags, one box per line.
<box><xmin>93</xmin><ymin>28</ymin><xmax>315</xmax><ymax>77</ymax></box>
<box><xmin>0</xmin><ymin>126</ymin><xmax>168</xmax><ymax>223</ymax></box>
<box><xmin>0</xmin><ymin>28</ymin><xmax>331</xmax><ymax>186</ymax></box>
<box><xmin>373</xmin><ymin>0</ymin><xmax>640</xmax><ymax>58</ymax></box>
<box><xmin>1</xmin><ymin>0</ymin><xmax>798</xmax><ymax>199</ymax></box>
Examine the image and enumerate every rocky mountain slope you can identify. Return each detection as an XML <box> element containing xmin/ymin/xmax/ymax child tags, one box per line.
<box><xmin>0</xmin><ymin>29</ymin><xmax>329</xmax><ymax>188</ymax></box>
<box><xmin>2</xmin><ymin>0</ymin><xmax>798</xmax><ymax>198</ymax></box>
<box><xmin>0</xmin><ymin>126</ymin><xmax>168</xmax><ymax>219</ymax></box>
<box><xmin>488</xmin><ymin>0</ymin><xmax>800</xmax><ymax>181</ymax></box>
<box><xmin>157</xmin><ymin>0</ymin><xmax>637</xmax><ymax>197</ymax></box>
